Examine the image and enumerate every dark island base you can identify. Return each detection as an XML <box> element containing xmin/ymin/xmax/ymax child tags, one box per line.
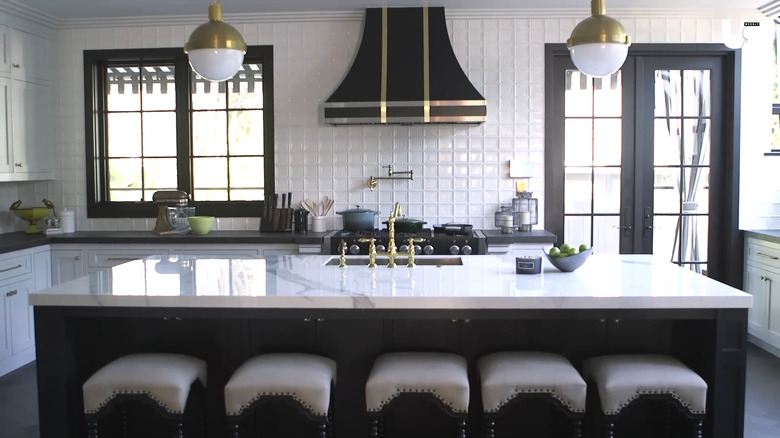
<box><xmin>34</xmin><ymin>307</ymin><xmax>747</xmax><ymax>438</ymax></box>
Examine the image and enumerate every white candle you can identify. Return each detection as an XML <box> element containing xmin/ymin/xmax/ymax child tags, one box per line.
<box><xmin>502</xmin><ymin>215</ymin><xmax>513</xmax><ymax>227</ymax></box>
<box><xmin>520</xmin><ymin>211</ymin><xmax>531</xmax><ymax>225</ymax></box>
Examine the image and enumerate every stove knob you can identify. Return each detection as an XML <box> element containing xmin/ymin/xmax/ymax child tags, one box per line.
<box><xmin>399</xmin><ymin>244</ymin><xmax>410</xmax><ymax>253</ymax></box>
<box><xmin>423</xmin><ymin>245</ymin><xmax>435</xmax><ymax>255</ymax></box>
<box><xmin>413</xmin><ymin>245</ymin><xmax>422</xmax><ymax>255</ymax></box>
<box><xmin>376</xmin><ymin>244</ymin><xmax>386</xmax><ymax>253</ymax></box>
<box><xmin>449</xmin><ymin>245</ymin><xmax>460</xmax><ymax>255</ymax></box>
<box><xmin>349</xmin><ymin>244</ymin><xmax>361</xmax><ymax>255</ymax></box>
<box><xmin>461</xmin><ymin>245</ymin><xmax>473</xmax><ymax>255</ymax></box>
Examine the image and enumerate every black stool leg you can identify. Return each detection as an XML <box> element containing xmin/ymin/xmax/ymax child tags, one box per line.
<box><xmin>370</xmin><ymin>417</ymin><xmax>383</xmax><ymax>438</ymax></box>
<box><xmin>693</xmin><ymin>419</ymin><xmax>703</xmax><ymax>438</ymax></box>
<box><xmin>122</xmin><ymin>405</ymin><xmax>128</xmax><ymax>438</ymax></box>
<box><xmin>228</xmin><ymin>420</ymin><xmax>240</xmax><ymax>438</ymax></box>
<box><xmin>572</xmin><ymin>416</ymin><xmax>582</xmax><ymax>438</ymax></box>
<box><xmin>174</xmin><ymin>419</ymin><xmax>184</xmax><ymax>438</ymax></box>
<box><xmin>457</xmin><ymin>418</ymin><xmax>467</xmax><ymax>438</ymax></box>
<box><xmin>665</xmin><ymin>403</ymin><xmax>672</xmax><ymax>438</ymax></box>
<box><xmin>87</xmin><ymin>419</ymin><xmax>99</xmax><ymax>438</ymax></box>
<box><xmin>483</xmin><ymin>419</ymin><xmax>495</xmax><ymax>438</ymax></box>
<box><xmin>605</xmin><ymin>419</ymin><xmax>615</xmax><ymax>438</ymax></box>
<box><xmin>319</xmin><ymin>421</ymin><xmax>328</xmax><ymax>438</ymax></box>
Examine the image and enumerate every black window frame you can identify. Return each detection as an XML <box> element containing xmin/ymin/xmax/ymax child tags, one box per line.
<box><xmin>84</xmin><ymin>46</ymin><xmax>275</xmax><ymax>218</ymax></box>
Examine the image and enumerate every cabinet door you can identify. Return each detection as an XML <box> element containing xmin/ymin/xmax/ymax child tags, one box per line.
<box><xmin>7</xmin><ymin>278</ymin><xmax>34</xmax><ymax>354</ymax></box>
<box><xmin>10</xmin><ymin>28</ymin><xmax>51</xmax><ymax>84</ymax></box>
<box><xmin>0</xmin><ymin>284</ymin><xmax>8</xmax><ymax>361</ymax></box>
<box><xmin>0</xmin><ymin>76</ymin><xmax>10</xmax><ymax>174</ymax></box>
<box><xmin>0</xmin><ymin>24</ymin><xmax>8</xmax><ymax>74</ymax></box>
<box><xmin>767</xmin><ymin>271</ymin><xmax>780</xmax><ymax>346</ymax></box>
<box><xmin>11</xmin><ymin>79</ymin><xmax>52</xmax><ymax>175</ymax></box>
<box><xmin>32</xmin><ymin>249</ymin><xmax>51</xmax><ymax>291</ymax></box>
<box><xmin>51</xmin><ymin>250</ymin><xmax>84</xmax><ymax>285</ymax></box>
<box><xmin>745</xmin><ymin>264</ymin><xmax>770</xmax><ymax>337</ymax></box>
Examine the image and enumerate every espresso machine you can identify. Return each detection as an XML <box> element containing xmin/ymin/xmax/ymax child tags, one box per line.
<box><xmin>152</xmin><ymin>190</ymin><xmax>194</xmax><ymax>234</ymax></box>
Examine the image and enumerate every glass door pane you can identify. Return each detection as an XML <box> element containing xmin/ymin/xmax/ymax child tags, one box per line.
<box><xmin>653</xmin><ymin>69</ymin><xmax>711</xmax><ymax>274</ymax></box>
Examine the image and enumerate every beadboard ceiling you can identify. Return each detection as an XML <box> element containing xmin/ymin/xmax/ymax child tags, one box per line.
<box><xmin>9</xmin><ymin>0</ymin><xmax>770</xmax><ymax>20</ymax></box>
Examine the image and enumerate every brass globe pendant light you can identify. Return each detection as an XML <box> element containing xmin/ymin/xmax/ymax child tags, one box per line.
<box><xmin>184</xmin><ymin>0</ymin><xmax>247</xmax><ymax>82</ymax></box>
<box><xmin>567</xmin><ymin>0</ymin><xmax>631</xmax><ymax>77</ymax></box>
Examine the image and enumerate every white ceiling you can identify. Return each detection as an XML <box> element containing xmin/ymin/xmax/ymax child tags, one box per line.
<box><xmin>10</xmin><ymin>0</ymin><xmax>770</xmax><ymax>20</ymax></box>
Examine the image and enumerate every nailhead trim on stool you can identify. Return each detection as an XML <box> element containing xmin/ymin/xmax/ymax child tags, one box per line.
<box><xmin>478</xmin><ymin>351</ymin><xmax>587</xmax><ymax>414</ymax></box>
<box><xmin>224</xmin><ymin>353</ymin><xmax>337</xmax><ymax>418</ymax></box>
<box><xmin>365</xmin><ymin>352</ymin><xmax>470</xmax><ymax>414</ymax></box>
<box><xmin>83</xmin><ymin>353</ymin><xmax>207</xmax><ymax>415</ymax></box>
<box><xmin>582</xmin><ymin>354</ymin><xmax>707</xmax><ymax>416</ymax></box>
<box><xmin>478</xmin><ymin>351</ymin><xmax>586</xmax><ymax>438</ymax></box>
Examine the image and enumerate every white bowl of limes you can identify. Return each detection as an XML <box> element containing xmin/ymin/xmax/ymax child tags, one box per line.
<box><xmin>543</xmin><ymin>244</ymin><xmax>593</xmax><ymax>272</ymax></box>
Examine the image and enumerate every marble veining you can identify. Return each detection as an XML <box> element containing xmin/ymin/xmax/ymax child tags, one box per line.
<box><xmin>29</xmin><ymin>254</ymin><xmax>751</xmax><ymax>310</ymax></box>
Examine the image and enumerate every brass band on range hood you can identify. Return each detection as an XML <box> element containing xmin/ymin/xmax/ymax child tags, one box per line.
<box><xmin>323</xmin><ymin>7</ymin><xmax>486</xmax><ymax>125</ymax></box>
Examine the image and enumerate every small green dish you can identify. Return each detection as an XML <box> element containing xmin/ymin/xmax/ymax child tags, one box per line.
<box><xmin>188</xmin><ymin>216</ymin><xmax>215</xmax><ymax>235</ymax></box>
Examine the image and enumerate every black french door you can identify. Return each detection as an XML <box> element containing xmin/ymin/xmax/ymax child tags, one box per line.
<box><xmin>545</xmin><ymin>44</ymin><xmax>741</xmax><ymax>286</ymax></box>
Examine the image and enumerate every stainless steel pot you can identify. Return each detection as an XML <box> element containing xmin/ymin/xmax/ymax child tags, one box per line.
<box><xmin>336</xmin><ymin>206</ymin><xmax>380</xmax><ymax>231</ymax></box>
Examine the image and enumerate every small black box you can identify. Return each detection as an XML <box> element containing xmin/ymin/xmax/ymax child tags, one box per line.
<box><xmin>516</xmin><ymin>255</ymin><xmax>542</xmax><ymax>275</ymax></box>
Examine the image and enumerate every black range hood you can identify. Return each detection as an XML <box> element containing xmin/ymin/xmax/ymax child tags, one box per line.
<box><xmin>323</xmin><ymin>7</ymin><xmax>486</xmax><ymax>125</ymax></box>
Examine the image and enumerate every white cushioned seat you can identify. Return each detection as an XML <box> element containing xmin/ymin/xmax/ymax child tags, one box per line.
<box><xmin>582</xmin><ymin>354</ymin><xmax>707</xmax><ymax>416</ymax></box>
<box><xmin>83</xmin><ymin>353</ymin><xmax>207</xmax><ymax>415</ymax></box>
<box><xmin>224</xmin><ymin>353</ymin><xmax>337</xmax><ymax>417</ymax></box>
<box><xmin>477</xmin><ymin>351</ymin><xmax>587</xmax><ymax>414</ymax></box>
<box><xmin>365</xmin><ymin>352</ymin><xmax>469</xmax><ymax>414</ymax></box>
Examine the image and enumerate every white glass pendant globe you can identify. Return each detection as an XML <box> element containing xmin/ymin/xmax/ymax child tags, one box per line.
<box><xmin>188</xmin><ymin>48</ymin><xmax>245</xmax><ymax>82</ymax></box>
<box><xmin>569</xmin><ymin>42</ymin><xmax>628</xmax><ymax>77</ymax></box>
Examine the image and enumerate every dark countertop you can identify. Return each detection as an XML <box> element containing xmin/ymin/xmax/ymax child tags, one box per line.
<box><xmin>744</xmin><ymin>230</ymin><xmax>780</xmax><ymax>245</ymax></box>
<box><xmin>0</xmin><ymin>230</ymin><xmax>331</xmax><ymax>255</ymax></box>
<box><xmin>0</xmin><ymin>229</ymin><xmax>559</xmax><ymax>255</ymax></box>
<box><xmin>481</xmin><ymin>229</ymin><xmax>557</xmax><ymax>244</ymax></box>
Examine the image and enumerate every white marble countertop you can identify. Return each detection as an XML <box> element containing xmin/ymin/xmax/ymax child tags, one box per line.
<box><xmin>29</xmin><ymin>254</ymin><xmax>751</xmax><ymax>310</ymax></box>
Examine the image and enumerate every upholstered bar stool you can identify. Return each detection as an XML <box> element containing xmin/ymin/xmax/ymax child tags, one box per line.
<box><xmin>582</xmin><ymin>354</ymin><xmax>707</xmax><ymax>437</ymax></box>
<box><xmin>365</xmin><ymin>352</ymin><xmax>470</xmax><ymax>438</ymax></box>
<box><xmin>224</xmin><ymin>353</ymin><xmax>336</xmax><ymax>438</ymax></box>
<box><xmin>477</xmin><ymin>351</ymin><xmax>587</xmax><ymax>438</ymax></box>
<box><xmin>82</xmin><ymin>353</ymin><xmax>207</xmax><ymax>438</ymax></box>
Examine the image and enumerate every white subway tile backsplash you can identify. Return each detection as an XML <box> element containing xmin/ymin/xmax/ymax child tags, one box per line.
<box><xmin>0</xmin><ymin>11</ymin><xmax>747</xmax><ymax>233</ymax></box>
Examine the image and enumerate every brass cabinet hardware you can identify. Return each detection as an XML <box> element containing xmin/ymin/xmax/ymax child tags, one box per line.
<box><xmin>6</xmin><ymin>289</ymin><xmax>17</xmax><ymax>297</ymax></box>
<box><xmin>757</xmin><ymin>252</ymin><xmax>779</xmax><ymax>261</ymax></box>
<box><xmin>12</xmin><ymin>63</ymin><xmax>20</xmax><ymax>68</ymax></box>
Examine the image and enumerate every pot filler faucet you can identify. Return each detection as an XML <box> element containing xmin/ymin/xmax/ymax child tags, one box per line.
<box><xmin>339</xmin><ymin>202</ymin><xmax>426</xmax><ymax>268</ymax></box>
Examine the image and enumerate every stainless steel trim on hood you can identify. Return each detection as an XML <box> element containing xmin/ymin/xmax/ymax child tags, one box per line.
<box><xmin>323</xmin><ymin>7</ymin><xmax>486</xmax><ymax>125</ymax></box>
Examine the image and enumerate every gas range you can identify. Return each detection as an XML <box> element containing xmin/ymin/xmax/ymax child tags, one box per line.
<box><xmin>327</xmin><ymin>228</ymin><xmax>486</xmax><ymax>256</ymax></box>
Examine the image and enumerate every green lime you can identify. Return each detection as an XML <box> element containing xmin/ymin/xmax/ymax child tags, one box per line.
<box><xmin>549</xmin><ymin>247</ymin><xmax>561</xmax><ymax>257</ymax></box>
<box><xmin>579</xmin><ymin>244</ymin><xmax>590</xmax><ymax>252</ymax></box>
<box><xmin>560</xmin><ymin>243</ymin><xmax>572</xmax><ymax>253</ymax></box>
<box><xmin>558</xmin><ymin>253</ymin><xmax>569</xmax><ymax>258</ymax></box>
<box><xmin>566</xmin><ymin>246</ymin><xmax>579</xmax><ymax>255</ymax></box>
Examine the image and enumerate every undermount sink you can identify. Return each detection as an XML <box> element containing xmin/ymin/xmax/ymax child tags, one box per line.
<box><xmin>324</xmin><ymin>256</ymin><xmax>464</xmax><ymax>267</ymax></box>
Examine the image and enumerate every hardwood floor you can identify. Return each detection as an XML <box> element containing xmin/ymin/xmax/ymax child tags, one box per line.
<box><xmin>1</xmin><ymin>343</ymin><xmax>778</xmax><ymax>438</ymax></box>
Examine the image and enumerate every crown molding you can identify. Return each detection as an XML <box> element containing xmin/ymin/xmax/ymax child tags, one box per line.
<box><xmin>0</xmin><ymin>0</ymin><xmax>59</xmax><ymax>27</ymax></box>
<box><xmin>12</xmin><ymin>6</ymin><xmax>762</xmax><ymax>30</ymax></box>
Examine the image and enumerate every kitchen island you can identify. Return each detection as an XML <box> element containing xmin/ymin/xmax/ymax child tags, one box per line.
<box><xmin>30</xmin><ymin>254</ymin><xmax>750</xmax><ymax>438</ymax></box>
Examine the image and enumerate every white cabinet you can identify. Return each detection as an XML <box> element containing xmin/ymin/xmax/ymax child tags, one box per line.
<box><xmin>9</xmin><ymin>28</ymin><xmax>51</xmax><ymax>84</ymax></box>
<box><xmin>51</xmin><ymin>249</ymin><xmax>84</xmax><ymax>285</ymax></box>
<box><xmin>0</xmin><ymin>23</ymin><xmax>53</xmax><ymax>182</ymax></box>
<box><xmin>744</xmin><ymin>236</ymin><xmax>780</xmax><ymax>357</ymax></box>
<box><xmin>0</xmin><ymin>246</ymin><xmax>48</xmax><ymax>377</ymax></box>
<box><xmin>10</xmin><ymin>79</ymin><xmax>52</xmax><ymax>174</ymax></box>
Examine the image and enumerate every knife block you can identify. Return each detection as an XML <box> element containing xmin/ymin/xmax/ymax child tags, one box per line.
<box><xmin>260</xmin><ymin>207</ymin><xmax>293</xmax><ymax>232</ymax></box>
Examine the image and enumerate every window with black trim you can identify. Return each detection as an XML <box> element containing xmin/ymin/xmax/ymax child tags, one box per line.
<box><xmin>84</xmin><ymin>46</ymin><xmax>274</xmax><ymax>218</ymax></box>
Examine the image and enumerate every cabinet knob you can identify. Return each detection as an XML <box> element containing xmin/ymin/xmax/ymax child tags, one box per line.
<box><xmin>14</xmin><ymin>163</ymin><xmax>22</xmax><ymax>167</ymax></box>
<box><xmin>12</xmin><ymin>63</ymin><xmax>20</xmax><ymax>69</ymax></box>
<box><xmin>75</xmin><ymin>256</ymin><xmax>81</xmax><ymax>261</ymax></box>
<box><xmin>6</xmin><ymin>289</ymin><xmax>17</xmax><ymax>297</ymax></box>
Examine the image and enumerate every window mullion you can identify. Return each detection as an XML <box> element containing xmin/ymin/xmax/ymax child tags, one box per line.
<box><xmin>175</xmin><ymin>55</ymin><xmax>192</xmax><ymax>195</ymax></box>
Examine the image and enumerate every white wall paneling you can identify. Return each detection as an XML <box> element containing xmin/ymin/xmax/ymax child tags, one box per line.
<box><xmin>5</xmin><ymin>9</ymin><xmax>767</xmax><ymax>232</ymax></box>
